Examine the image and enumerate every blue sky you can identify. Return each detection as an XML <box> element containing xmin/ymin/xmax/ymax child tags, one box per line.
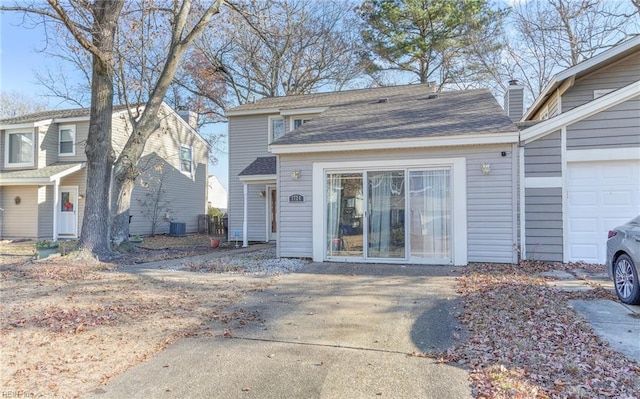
<box><xmin>0</xmin><ymin>11</ymin><xmax>230</xmax><ymax>189</ymax></box>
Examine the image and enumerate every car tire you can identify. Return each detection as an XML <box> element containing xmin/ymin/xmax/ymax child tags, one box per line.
<box><xmin>613</xmin><ymin>254</ymin><xmax>640</xmax><ymax>305</ymax></box>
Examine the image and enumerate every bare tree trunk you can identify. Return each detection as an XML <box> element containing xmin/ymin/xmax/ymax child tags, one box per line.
<box><xmin>110</xmin><ymin>0</ymin><xmax>223</xmax><ymax>244</ymax></box>
<box><xmin>110</xmin><ymin>117</ymin><xmax>159</xmax><ymax>245</ymax></box>
<box><xmin>77</xmin><ymin>0</ymin><xmax>124</xmax><ymax>258</ymax></box>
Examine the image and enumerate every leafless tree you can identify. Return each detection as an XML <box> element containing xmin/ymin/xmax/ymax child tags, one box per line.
<box><xmin>1</xmin><ymin>0</ymin><xmax>225</xmax><ymax>257</ymax></box>
<box><xmin>181</xmin><ymin>0</ymin><xmax>365</xmax><ymax>105</ymax></box>
<box><xmin>505</xmin><ymin>0</ymin><xmax>639</xmax><ymax>103</ymax></box>
<box><xmin>0</xmin><ymin>91</ymin><xmax>48</xmax><ymax>119</ymax></box>
<box><xmin>1</xmin><ymin>0</ymin><xmax>125</xmax><ymax>257</ymax></box>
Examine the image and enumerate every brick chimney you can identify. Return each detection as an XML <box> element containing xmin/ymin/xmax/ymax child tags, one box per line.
<box><xmin>504</xmin><ymin>79</ymin><xmax>524</xmax><ymax>122</ymax></box>
<box><xmin>177</xmin><ymin>109</ymin><xmax>198</xmax><ymax>129</ymax></box>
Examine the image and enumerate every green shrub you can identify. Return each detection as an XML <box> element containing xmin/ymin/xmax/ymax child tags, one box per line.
<box><xmin>207</xmin><ymin>206</ymin><xmax>223</xmax><ymax>217</ymax></box>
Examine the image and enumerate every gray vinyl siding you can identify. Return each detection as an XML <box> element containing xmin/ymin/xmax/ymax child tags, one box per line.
<box><xmin>524</xmin><ymin>187</ymin><xmax>563</xmax><ymax>262</ymax></box>
<box><xmin>228</xmin><ymin>115</ymin><xmax>273</xmax><ymax>242</ymax></box>
<box><xmin>277</xmin><ymin>155</ymin><xmax>314</xmax><ymax>258</ymax></box>
<box><xmin>278</xmin><ymin>145</ymin><xmax>518</xmax><ymax>263</ymax></box>
<box><xmin>523</xmin><ymin>131</ymin><xmax>562</xmax><ymax>177</ymax></box>
<box><xmin>38</xmin><ymin>124</ymin><xmax>58</xmax><ymax>167</ymax></box>
<box><xmin>566</xmin><ymin>97</ymin><xmax>640</xmax><ymax>150</ymax></box>
<box><xmin>128</xmin><ymin>110</ymin><xmax>208</xmax><ymax>236</ymax></box>
<box><xmin>504</xmin><ymin>86</ymin><xmax>524</xmax><ymax>121</ymax></box>
<box><xmin>0</xmin><ymin>186</ymin><xmax>38</xmax><ymax>238</ymax></box>
<box><xmin>562</xmin><ymin>52</ymin><xmax>640</xmax><ymax>112</ymax></box>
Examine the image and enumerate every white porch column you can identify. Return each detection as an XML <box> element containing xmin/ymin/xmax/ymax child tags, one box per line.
<box><xmin>52</xmin><ymin>180</ymin><xmax>60</xmax><ymax>240</ymax></box>
<box><xmin>242</xmin><ymin>182</ymin><xmax>248</xmax><ymax>247</ymax></box>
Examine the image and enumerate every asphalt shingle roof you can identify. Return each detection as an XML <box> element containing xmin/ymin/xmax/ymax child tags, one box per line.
<box><xmin>227</xmin><ymin>84</ymin><xmax>517</xmax><ymax>146</ymax></box>
<box><xmin>239</xmin><ymin>156</ymin><xmax>276</xmax><ymax>176</ymax></box>
<box><xmin>0</xmin><ymin>163</ymin><xmax>84</xmax><ymax>183</ymax></box>
<box><xmin>0</xmin><ymin>105</ymin><xmax>132</xmax><ymax>125</ymax></box>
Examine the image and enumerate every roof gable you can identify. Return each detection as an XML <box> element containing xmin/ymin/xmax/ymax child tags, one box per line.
<box><xmin>523</xmin><ymin>35</ymin><xmax>640</xmax><ymax>121</ymax></box>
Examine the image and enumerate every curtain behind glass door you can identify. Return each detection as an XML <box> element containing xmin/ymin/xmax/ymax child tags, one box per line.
<box><xmin>326</xmin><ymin>173</ymin><xmax>364</xmax><ymax>257</ymax></box>
<box><xmin>409</xmin><ymin>169</ymin><xmax>451</xmax><ymax>261</ymax></box>
<box><xmin>368</xmin><ymin>170</ymin><xmax>405</xmax><ymax>258</ymax></box>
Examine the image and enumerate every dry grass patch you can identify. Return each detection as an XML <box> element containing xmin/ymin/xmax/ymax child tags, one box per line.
<box><xmin>1</xmin><ymin>249</ymin><xmax>273</xmax><ymax>398</ymax></box>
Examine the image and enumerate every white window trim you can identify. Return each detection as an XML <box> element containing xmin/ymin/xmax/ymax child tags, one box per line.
<box><xmin>179</xmin><ymin>144</ymin><xmax>193</xmax><ymax>175</ymax></box>
<box><xmin>268</xmin><ymin>115</ymin><xmax>285</xmax><ymax>144</ymax></box>
<box><xmin>58</xmin><ymin>124</ymin><xmax>76</xmax><ymax>156</ymax></box>
<box><xmin>289</xmin><ymin>114</ymin><xmax>316</xmax><ymax>132</ymax></box>
<box><xmin>4</xmin><ymin>130</ymin><xmax>35</xmax><ymax>168</ymax></box>
<box><xmin>311</xmin><ymin>157</ymin><xmax>467</xmax><ymax>265</ymax></box>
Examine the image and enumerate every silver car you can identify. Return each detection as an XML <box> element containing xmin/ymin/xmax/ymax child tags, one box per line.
<box><xmin>607</xmin><ymin>215</ymin><xmax>640</xmax><ymax>305</ymax></box>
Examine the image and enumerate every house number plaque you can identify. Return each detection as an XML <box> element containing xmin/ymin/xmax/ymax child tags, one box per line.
<box><xmin>288</xmin><ymin>194</ymin><xmax>304</xmax><ymax>203</ymax></box>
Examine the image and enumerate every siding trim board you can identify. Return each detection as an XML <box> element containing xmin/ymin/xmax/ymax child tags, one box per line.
<box><xmin>525</xmin><ymin>177</ymin><xmax>562</xmax><ymax>188</ymax></box>
<box><xmin>566</xmin><ymin>147</ymin><xmax>640</xmax><ymax>163</ymax></box>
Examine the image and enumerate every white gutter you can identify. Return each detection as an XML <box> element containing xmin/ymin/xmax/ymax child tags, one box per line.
<box><xmin>271</xmin><ymin>131</ymin><xmax>520</xmax><ymax>154</ymax></box>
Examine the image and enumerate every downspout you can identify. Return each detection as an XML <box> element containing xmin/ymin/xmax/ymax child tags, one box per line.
<box><xmin>512</xmin><ymin>143</ymin><xmax>519</xmax><ymax>264</ymax></box>
<box><xmin>519</xmin><ymin>137</ymin><xmax>526</xmax><ymax>261</ymax></box>
<box><xmin>242</xmin><ymin>182</ymin><xmax>248</xmax><ymax>247</ymax></box>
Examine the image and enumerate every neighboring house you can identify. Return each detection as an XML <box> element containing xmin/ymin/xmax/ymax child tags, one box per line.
<box><xmin>207</xmin><ymin>174</ymin><xmax>228</xmax><ymax>211</ymax></box>
<box><xmin>0</xmin><ymin>104</ymin><xmax>209</xmax><ymax>240</ymax></box>
<box><xmin>226</xmin><ymin>84</ymin><xmax>521</xmax><ymax>266</ymax></box>
<box><xmin>519</xmin><ymin>35</ymin><xmax>640</xmax><ymax>264</ymax></box>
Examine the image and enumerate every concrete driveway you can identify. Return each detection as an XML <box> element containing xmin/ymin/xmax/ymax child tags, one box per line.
<box><xmin>89</xmin><ymin>263</ymin><xmax>472</xmax><ymax>398</ymax></box>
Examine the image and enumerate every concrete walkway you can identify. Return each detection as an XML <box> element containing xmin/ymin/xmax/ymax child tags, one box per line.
<box><xmin>540</xmin><ymin>268</ymin><xmax>640</xmax><ymax>363</ymax></box>
<box><xmin>88</xmin><ymin>263</ymin><xmax>472</xmax><ymax>398</ymax></box>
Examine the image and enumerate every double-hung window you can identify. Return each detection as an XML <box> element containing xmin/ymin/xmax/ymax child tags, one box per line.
<box><xmin>5</xmin><ymin>131</ymin><xmax>34</xmax><ymax>167</ymax></box>
<box><xmin>180</xmin><ymin>145</ymin><xmax>193</xmax><ymax>173</ymax></box>
<box><xmin>59</xmin><ymin>125</ymin><xmax>76</xmax><ymax>156</ymax></box>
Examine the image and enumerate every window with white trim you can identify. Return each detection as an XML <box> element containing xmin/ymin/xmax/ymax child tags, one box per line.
<box><xmin>180</xmin><ymin>145</ymin><xmax>193</xmax><ymax>173</ymax></box>
<box><xmin>292</xmin><ymin>118</ymin><xmax>312</xmax><ymax>129</ymax></box>
<box><xmin>59</xmin><ymin>124</ymin><xmax>76</xmax><ymax>156</ymax></box>
<box><xmin>269</xmin><ymin>116</ymin><xmax>285</xmax><ymax>143</ymax></box>
<box><xmin>5</xmin><ymin>131</ymin><xmax>34</xmax><ymax>167</ymax></box>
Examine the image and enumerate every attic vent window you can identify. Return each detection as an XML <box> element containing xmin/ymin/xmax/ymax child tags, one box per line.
<box><xmin>377</xmin><ymin>98</ymin><xmax>388</xmax><ymax>103</ymax></box>
<box><xmin>427</xmin><ymin>94</ymin><xmax>439</xmax><ymax>99</ymax></box>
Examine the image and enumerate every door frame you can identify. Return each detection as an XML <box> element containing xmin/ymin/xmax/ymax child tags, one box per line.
<box><xmin>266</xmin><ymin>184</ymin><xmax>277</xmax><ymax>242</ymax></box>
<box><xmin>57</xmin><ymin>185</ymin><xmax>78</xmax><ymax>238</ymax></box>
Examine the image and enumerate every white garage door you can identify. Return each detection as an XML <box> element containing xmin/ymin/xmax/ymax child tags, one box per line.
<box><xmin>567</xmin><ymin>160</ymin><xmax>640</xmax><ymax>264</ymax></box>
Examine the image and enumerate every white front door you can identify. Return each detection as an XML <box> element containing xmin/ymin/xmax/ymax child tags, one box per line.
<box><xmin>58</xmin><ymin>186</ymin><xmax>78</xmax><ymax>238</ymax></box>
<box><xmin>567</xmin><ymin>160</ymin><xmax>640</xmax><ymax>263</ymax></box>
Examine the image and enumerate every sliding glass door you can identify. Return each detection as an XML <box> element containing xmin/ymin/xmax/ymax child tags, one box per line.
<box><xmin>326</xmin><ymin>173</ymin><xmax>364</xmax><ymax>257</ymax></box>
<box><xmin>368</xmin><ymin>171</ymin><xmax>405</xmax><ymax>259</ymax></box>
<box><xmin>326</xmin><ymin>167</ymin><xmax>451</xmax><ymax>263</ymax></box>
<box><xmin>408</xmin><ymin>170</ymin><xmax>451</xmax><ymax>262</ymax></box>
